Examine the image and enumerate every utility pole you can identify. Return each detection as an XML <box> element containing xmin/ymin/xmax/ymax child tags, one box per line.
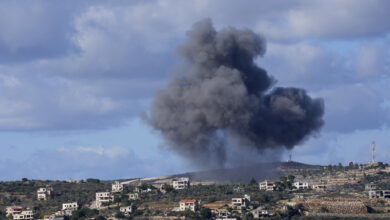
<box><xmin>372</xmin><ymin>140</ymin><xmax>376</xmax><ymax>163</ymax></box>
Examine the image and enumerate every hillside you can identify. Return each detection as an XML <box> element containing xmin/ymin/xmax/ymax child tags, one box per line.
<box><xmin>161</xmin><ymin>161</ymin><xmax>322</xmax><ymax>184</ymax></box>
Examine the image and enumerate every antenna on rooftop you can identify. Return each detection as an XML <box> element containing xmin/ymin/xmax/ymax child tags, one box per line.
<box><xmin>372</xmin><ymin>140</ymin><xmax>376</xmax><ymax>163</ymax></box>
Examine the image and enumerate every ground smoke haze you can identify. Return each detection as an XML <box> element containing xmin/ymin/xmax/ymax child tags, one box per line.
<box><xmin>146</xmin><ymin>19</ymin><xmax>324</xmax><ymax>168</ymax></box>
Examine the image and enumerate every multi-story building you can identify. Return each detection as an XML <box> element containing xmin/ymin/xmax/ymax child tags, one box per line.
<box><xmin>13</xmin><ymin>210</ymin><xmax>34</xmax><ymax>220</ymax></box>
<box><xmin>62</xmin><ymin>202</ymin><xmax>78</xmax><ymax>215</ymax></box>
<box><xmin>179</xmin><ymin>200</ymin><xmax>199</xmax><ymax>212</ymax></box>
<box><xmin>369</xmin><ymin>190</ymin><xmax>390</xmax><ymax>199</ymax></box>
<box><xmin>259</xmin><ymin>180</ymin><xmax>275</xmax><ymax>191</ymax></box>
<box><xmin>129</xmin><ymin>193</ymin><xmax>139</xmax><ymax>200</ymax></box>
<box><xmin>173</xmin><ymin>178</ymin><xmax>190</xmax><ymax>190</ymax></box>
<box><xmin>112</xmin><ymin>181</ymin><xmax>124</xmax><ymax>193</ymax></box>
<box><xmin>6</xmin><ymin>206</ymin><xmax>22</xmax><ymax>216</ymax></box>
<box><xmin>120</xmin><ymin>206</ymin><xmax>135</xmax><ymax>216</ymax></box>
<box><xmin>37</xmin><ymin>186</ymin><xmax>54</xmax><ymax>200</ymax></box>
<box><xmin>231</xmin><ymin>194</ymin><xmax>251</xmax><ymax>210</ymax></box>
<box><xmin>293</xmin><ymin>182</ymin><xmax>309</xmax><ymax>190</ymax></box>
<box><xmin>96</xmin><ymin>192</ymin><xmax>114</xmax><ymax>208</ymax></box>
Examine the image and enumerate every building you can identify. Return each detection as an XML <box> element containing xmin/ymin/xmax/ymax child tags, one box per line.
<box><xmin>43</xmin><ymin>214</ymin><xmax>65</xmax><ymax>220</ymax></box>
<box><xmin>179</xmin><ymin>200</ymin><xmax>199</xmax><ymax>212</ymax></box>
<box><xmin>6</xmin><ymin>206</ymin><xmax>22</xmax><ymax>216</ymax></box>
<box><xmin>129</xmin><ymin>193</ymin><xmax>139</xmax><ymax>200</ymax></box>
<box><xmin>112</xmin><ymin>181</ymin><xmax>124</xmax><ymax>193</ymax></box>
<box><xmin>365</xmin><ymin>182</ymin><xmax>377</xmax><ymax>191</ymax></box>
<box><xmin>120</xmin><ymin>206</ymin><xmax>135</xmax><ymax>216</ymax></box>
<box><xmin>312</xmin><ymin>184</ymin><xmax>327</xmax><ymax>191</ymax></box>
<box><xmin>13</xmin><ymin>210</ymin><xmax>34</xmax><ymax>220</ymax></box>
<box><xmin>67</xmin><ymin>179</ymin><xmax>77</xmax><ymax>184</ymax></box>
<box><xmin>293</xmin><ymin>182</ymin><xmax>309</xmax><ymax>190</ymax></box>
<box><xmin>96</xmin><ymin>192</ymin><xmax>114</xmax><ymax>208</ymax></box>
<box><xmin>173</xmin><ymin>178</ymin><xmax>190</xmax><ymax>190</ymax></box>
<box><xmin>37</xmin><ymin>186</ymin><xmax>54</xmax><ymax>201</ymax></box>
<box><xmin>369</xmin><ymin>190</ymin><xmax>390</xmax><ymax>199</ymax></box>
<box><xmin>259</xmin><ymin>180</ymin><xmax>275</xmax><ymax>191</ymax></box>
<box><xmin>62</xmin><ymin>202</ymin><xmax>78</xmax><ymax>215</ymax></box>
<box><xmin>251</xmin><ymin>207</ymin><xmax>269</xmax><ymax>218</ymax></box>
<box><xmin>231</xmin><ymin>194</ymin><xmax>250</xmax><ymax>210</ymax></box>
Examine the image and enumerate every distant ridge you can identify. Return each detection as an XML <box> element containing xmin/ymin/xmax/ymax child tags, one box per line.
<box><xmin>168</xmin><ymin>161</ymin><xmax>321</xmax><ymax>184</ymax></box>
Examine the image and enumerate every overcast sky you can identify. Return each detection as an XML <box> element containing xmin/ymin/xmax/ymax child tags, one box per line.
<box><xmin>0</xmin><ymin>0</ymin><xmax>389</xmax><ymax>180</ymax></box>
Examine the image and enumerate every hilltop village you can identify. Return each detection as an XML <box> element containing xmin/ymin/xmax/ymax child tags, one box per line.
<box><xmin>2</xmin><ymin>162</ymin><xmax>390</xmax><ymax>219</ymax></box>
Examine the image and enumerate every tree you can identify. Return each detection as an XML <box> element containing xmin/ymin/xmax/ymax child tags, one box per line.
<box><xmin>248</xmin><ymin>178</ymin><xmax>257</xmax><ymax>186</ymax></box>
<box><xmin>86</xmin><ymin>178</ymin><xmax>100</xmax><ymax>183</ymax></box>
<box><xmin>200</xmin><ymin>208</ymin><xmax>212</xmax><ymax>219</ymax></box>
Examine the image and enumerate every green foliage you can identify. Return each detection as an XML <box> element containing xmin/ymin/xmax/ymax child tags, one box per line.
<box><xmin>115</xmin><ymin>212</ymin><xmax>125</xmax><ymax>219</ymax></box>
<box><xmin>248</xmin><ymin>178</ymin><xmax>257</xmax><ymax>186</ymax></box>
<box><xmin>200</xmin><ymin>208</ymin><xmax>212</xmax><ymax>219</ymax></box>
<box><xmin>71</xmin><ymin>208</ymin><xmax>99</xmax><ymax>220</ymax></box>
<box><xmin>86</xmin><ymin>178</ymin><xmax>100</xmax><ymax>183</ymax></box>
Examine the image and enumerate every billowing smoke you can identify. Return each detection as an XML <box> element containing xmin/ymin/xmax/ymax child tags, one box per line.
<box><xmin>146</xmin><ymin>19</ymin><xmax>324</xmax><ymax>167</ymax></box>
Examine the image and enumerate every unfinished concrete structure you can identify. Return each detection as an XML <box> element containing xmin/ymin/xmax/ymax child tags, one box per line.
<box><xmin>173</xmin><ymin>178</ymin><xmax>190</xmax><ymax>190</ymax></box>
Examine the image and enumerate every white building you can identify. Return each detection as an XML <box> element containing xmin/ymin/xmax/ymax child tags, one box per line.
<box><xmin>6</xmin><ymin>206</ymin><xmax>22</xmax><ymax>216</ymax></box>
<box><xmin>251</xmin><ymin>207</ymin><xmax>269</xmax><ymax>218</ymax></box>
<box><xmin>37</xmin><ymin>186</ymin><xmax>54</xmax><ymax>200</ymax></box>
<box><xmin>13</xmin><ymin>210</ymin><xmax>34</xmax><ymax>220</ymax></box>
<box><xmin>96</xmin><ymin>192</ymin><xmax>114</xmax><ymax>208</ymax></box>
<box><xmin>179</xmin><ymin>200</ymin><xmax>199</xmax><ymax>212</ymax></box>
<box><xmin>112</xmin><ymin>181</ymin><xmax>124</xmax><ymax>193</ymax></box>
<box><xmin>62</xmin><ymin>202</ymin><xmax>78</xmax><ymax>215</ymax></box>
<box><xmin>365</xmin><ymin>182</ymin><xmax>377</xmax><ymax>191</ymax></box>
<box><xmin>173</xmin><ymin>178</ymin><xmax>190</xmax><ymax>190</ymax></box>
<box><xmin>231</xmin><ymin>194</ymin><xmax>250</xmax><ymax>210</ymax></box>
<box><xmin>129</xmin><ymin>193</ymin><xmax>139</xmax><ymax>200</ymax></box>
<box><xmin>259</xmin><ymin>180</ymin><xmax>275</xmax><ymax>191</ymax></box>
<box><xmin>293</xmin><ymin>182</ymin><xmax>309</xmax><ymax>190</ymax></box>
<box><xmin>120</xmin><ymin>206</ymin><xmax>134</xmax><ymax>216</ymax></box>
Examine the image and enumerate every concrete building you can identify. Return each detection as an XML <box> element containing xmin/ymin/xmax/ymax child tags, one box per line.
<box><xmin>112</xmin><ymin>181</ymin><xmax>124</xmax><ymax>193</ymax></box>
<box><xmin>62</xmin><ymin>202</ymin><xmax>78</xmax><ymax>215</ymax></box>
<box><xmin>120</xmin><ymin>206</ymin><xmax>135</xmax><ymax>216</ymax></box>
<box><xmin>43</xmin><ymin>214</ymin><xmax>65</xmax><ymax>220</ymax></box>
<box><xmin>369</xmin><ymin>190</ymin><xmax>390</xmax><ymax>199</ymax></box>
<box><xmin>179</xmin><ymin>200</ymin><xmax>199</xmax><ymax>212</ymax></box>
<box><xmin>259</xmin><ymin>180</ymin><xmax>275</xmax><ymax>191</ymax></box>
<box><xmin>6</xmin><ymin>206</ymin><xmax>22</xmax><ymax>217</ymax></box>
<box><xmin>231</xmin><ymin>194</ymin><xmax>250</xmax><ymax>210</ymax></box>
<box><xmin>251</xmin><ymin>207</ymin><xmax>269</xmax><ymax>218</ymax></box>
<box><xmin>96</xmin><ymin>192</ymin><xmax>114</xmax><ymax>208</ymax></box>
<box><xmin>173</xmin><ymin>178</ymin><xmax>190</xmax><ymax>190</ymax></box>
<box><xmin>293</xmin><ymin>182</ymin><xmax>309</xmax><ymax>190</ymax></box>
<box><xmin>365</xmin><ymin>182</ymin><xmax>377</xmax><ymax>191</ymax></box>
<box><xmin>13</xmin><ymin>210</ymin><xmax>34</xmax><ymax>220</ymax></box>
<box><xmin>37</xmin><ymin>186</ymin><xmax>54</xmax><ymax>201</ymax></box>
<box><xmin>129</xmin><ymin>193</ymin><xmax>139</xmax><ymax>200</ymax></box>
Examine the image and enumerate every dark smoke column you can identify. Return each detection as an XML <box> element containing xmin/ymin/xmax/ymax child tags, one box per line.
<box><xmin>146</xmin><ymin>19</ymin><xmax>324</xmax><ymax>167</ymax></box>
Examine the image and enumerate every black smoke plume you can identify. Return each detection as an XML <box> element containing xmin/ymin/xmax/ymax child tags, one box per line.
<box><xmin>146</xmin><ymin>19</ymin><xmax>324</xmax><ymax>167</ymax></box>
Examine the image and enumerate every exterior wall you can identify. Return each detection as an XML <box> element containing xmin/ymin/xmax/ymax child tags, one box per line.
<box><xmin>62</xmin><ymin>202</ymin><xmax>78</xmax><ymax>210</ymax></box>
<box><xmin>259</xmin><ymin>181</ymin><xmax>274</xmax><ymax>191</ymax></box>
<box><xmin>6</xmin><ymin>206</ymin><xmax>22</xmax><ymax>216</ymax></box>
<box><xmin>13</xmin><ymin>210</ymin><xmax>34</xmax><ymax>220</ymax></box>
<box><xmin>120</xmin><ymin>206</ymin><xmax>134</xmax><ymax>216</ymax></box>
<box><xmin>112</xmin><ymin>181</ymin><xmax>124</xmax><ymax>193</ymax></box>
<box><xmin>129</xmin><ymin>193</ymin><xmax>139</xmax><ymax>200</ymax></box>
<box><xmin>293</xmin><ymin>182</ymin><xmax>309</xmax><ymax>189</ymax></box>
<box><xmin>173</xmin><ymin>178</ymin><xmax>190</xmax><ymax>190</ymax></box>
<box><xmin>179</xmin><ymin>200</ymin><xmax>198</xmax><ymax>211</ymax></box>
<box><xmin>96</xmin><ymin>192</ymin><xmax>114</xmax><ymax>207</ymax></box>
